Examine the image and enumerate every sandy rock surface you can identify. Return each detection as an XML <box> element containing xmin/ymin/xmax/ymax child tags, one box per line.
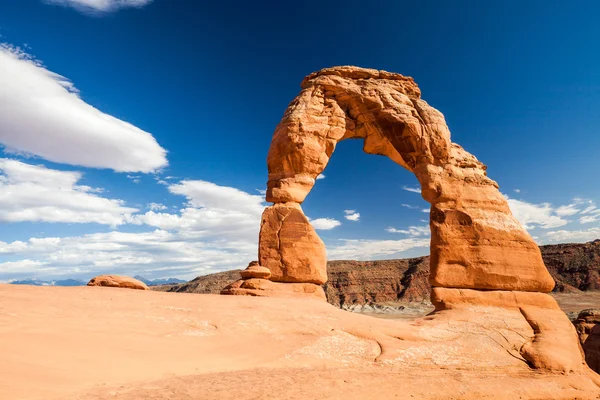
<box><xmin>1</xmin><ymin>284</ymin><xmax>598</xmax><ymax>400</ymax></box>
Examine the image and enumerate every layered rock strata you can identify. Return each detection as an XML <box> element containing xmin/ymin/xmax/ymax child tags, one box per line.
<box><xmin>221</xmin><ymin>261</ymin><xmax>326</xmax><ymax>300</ymax></box>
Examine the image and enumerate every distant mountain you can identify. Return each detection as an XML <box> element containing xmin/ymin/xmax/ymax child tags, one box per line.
<box><xmin>10</xmin><ymin>278</ymin><xmax>86</xmax><ymax>287</ymax></box>
<box><xmin>133</xmin><ymin>275</ymin><xmax>187</xmax><ymax>286</ymax></box>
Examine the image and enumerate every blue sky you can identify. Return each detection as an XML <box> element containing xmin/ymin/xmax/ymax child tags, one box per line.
<box><xmin>0</xmin><ymin>0</ymin><xmax>599</xmax><ymax>281</ymax></box>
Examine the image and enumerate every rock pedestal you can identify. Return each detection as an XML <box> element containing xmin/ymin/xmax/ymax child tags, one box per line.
<box><xmin>220</xmin><ymin>261</ymin><xmax>326</xmax><ymax>300</ymax></box>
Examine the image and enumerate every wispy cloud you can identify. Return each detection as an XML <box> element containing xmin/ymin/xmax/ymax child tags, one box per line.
<box><xmin>402</xmin><ymin>186</ymin><xmax>421</xmax><ymax>194</ymax></box>
<box><xmin>327</xmin><ymin>238</ymin><xmax>429</xmax><ymax>260</ymax></box>
<box><xmin>43</xmin><ymin>0</ymin><xmax>153</xmax><ymax>13</ymax></box>
<box><xmin>0</xmin><ymin>44</ymin><xmax>167</xmax><ymax>172</ymax></box>
<box><xmin>386</xmin><ymin>225</ymin><xmax>430</xmax><ymax>237</ymax></box>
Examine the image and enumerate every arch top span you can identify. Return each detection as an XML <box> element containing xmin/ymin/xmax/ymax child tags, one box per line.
<box><xmin>260</xmin><ymin>66</ymin><xmax>555</xmax><ymax>294</ymax></box>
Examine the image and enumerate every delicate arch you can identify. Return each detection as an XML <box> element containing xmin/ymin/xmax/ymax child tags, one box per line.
<box><xmin>259</xmin><ymin>66</ymin><xmax>554</xmax><ymax>293</ymax></box>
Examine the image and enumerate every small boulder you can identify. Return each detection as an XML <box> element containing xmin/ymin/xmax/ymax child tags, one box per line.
<box><xmin>87</xmin><ymin>275</ymin><xmax>149</xmax><ymax>290</ymax></box>
<box><xmin>574</xmin><ymin>309</ymin><xmax>600</xmax><ymax>344</ymax></box>
<box><xmin>239</xmin><ymin>261</ymin><xmax>272</xmax><ymax>280</ymax></box>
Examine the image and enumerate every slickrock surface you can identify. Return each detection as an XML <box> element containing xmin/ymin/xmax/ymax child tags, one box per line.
<box><xmin>87</xmin><ymin>275</ymin><xmax>148</xmax><ymax>290</ymax></box>
<box><xmin>1</xmin><ymin>284</ymin><xmax>599</xmax><ymax>400</ymax></box>
<box><xmin>261</xmin><ymin>65</ymin><xmax>554</xmax><ymax>292</ymax></box>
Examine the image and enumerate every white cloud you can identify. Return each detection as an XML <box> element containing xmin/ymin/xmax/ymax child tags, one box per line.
<box><xmin>0</xmin><ymin>44</ymin><xmax>167</xmax><ymax>173</ymax></box>
<box><xmin>316</xmin><ymin>174</ymin><xmax>326</xmax><ymax>180</ymax></box>
<box><xmin>505</xmin><ymin>195</ymin><xmax>569</xmax><ymax>229</ymax></box>
<box><xmin>545</xmin><ymin>227</ymin><xmax>600</xmax><ymax>243</ymax></box>
<box><xmin>343</xmin><ymin>209</ymin><xmax>360</xmax><ymax>221</ymax></box>
<box><xmin>310</xmin><ymin>218</ymin><xmax>341</xmax><ymax>230</ymax></box>
<box><xmin>402</xmin><ymin>186</ymin><xmax>421</xmax><ymax>194</ymax></box>
<box><xmin>514</xmin><ymin>189</ymin><xmax>521</xmax><ymax>193</ymax></box>
<box><xmin>386</xmin><ymin>225</ymin><xmax>430</xmax><ymax>237</ymax></box>
<box><xmin>0</xmin><ymin>229</ymin><xmax>257</xmax><ymax>281</ymax></box>
<box><xmin>421</xmin><ymin>208</ymin><xmax>429</xmax><ymax>213</ymax></box>
<box><xmin>127</xmin><ymin>175</ymin><xmax>141</xmax><ymax>184</ymax></box>
<box><xmin>0</xmin><ymin>158</ymin><xmax>137</xmax><ymax>225</ymax></box>
<box><xmin>147</xmin><ymin>202</ymin><xmax>167</xmax><ymax>211</ymax></box>
<box><xmin>168</xmin><ymin>180</ymin><xmax>265</xmax><ymax>216</ymax></box>
<box><xmin>555</xmin><ymin>204</ymin><xmax>581</xmax><ymax>217</ymax></box>
<box><xmin>43</xmin><ymin>0</ymin><xmax>152</xmax><ymax>13</ymax></box>
<box><xmin>327</xmin><ymin>238</ymin><xmax>429</xmax><ymax>260</ymax></box>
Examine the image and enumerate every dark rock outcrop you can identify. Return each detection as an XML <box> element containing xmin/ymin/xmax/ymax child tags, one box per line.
<box><xmin>154</xmin><ymin>241</ymin><xmax>600</xmax><ymax>307</ymax></box>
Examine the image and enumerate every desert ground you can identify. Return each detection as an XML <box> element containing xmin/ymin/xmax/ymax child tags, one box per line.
<box><xmin>1</xmin><ymin>284</ymin><xmax>599</xmax><ymax>400</ymax></box>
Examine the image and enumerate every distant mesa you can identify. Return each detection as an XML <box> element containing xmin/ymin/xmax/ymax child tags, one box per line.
<box><xmin>10</xmin><ymin>278</ymin><xmax>86</xmax><ymax>287</ymax></box>
<box><xmin>133</xmin><ymin>275</ymin><xmax>187</xmax><ymax>286</ymax></box>
<box><xmin>87</xmin><ymin>275</ymin><xmax>149</xmax><ymax>290</ymax></box>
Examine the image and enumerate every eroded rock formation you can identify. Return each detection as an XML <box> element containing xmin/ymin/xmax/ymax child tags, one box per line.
<box><xmin>262</xmin><ymin>66</ymin><xmax>553</xmax><ymax>292</ymax></box>
<box><xmin>87</xmin><ymin>275</ymin><xmax>149</xmax><ymax>290</ymax></box>
<box><xmin>574</xmin><ymin>309</ymin><xmax>600</xmax><ymax>373</ymax></box>
<box><xmin>221</xmin><ymin>261</ymin><xmax>326</xmax><ymax>300</ymax></box>
<box><xmin>223</xmin><ymin>66</ymin><xmax>598</xmax><ymax>377</ymax></box>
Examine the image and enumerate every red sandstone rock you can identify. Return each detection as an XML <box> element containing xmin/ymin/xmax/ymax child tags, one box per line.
<box><xmin>87</xmin><ymin>275</ymin><xmax>149</xmax><ymax>290</ymax></box>
<box><xmin>221</xmin><ymin>278</ymin><xmax>326</xmax><ymax>300</ymax></box>
<box><xmin>584</xmin><ymin>324</ymin><xmax>600</xmax><ymax>374</ymax></box>
<box><xmin>431</xmin><ymin>287</ymin><xmax>586</xmax><ymax>373</ymax></box>
<box><xmin>239</xmin><ymin>262</ymin><xmax>272</xmax><ymax>280</ymax></box>
<box><xmin>259</xmin><ymin>203</ymin><xmax>327</xmax><ymax>284</ymax></box>
<box><xmin>262</xmin><ymin>66</ymin><xmax>554</xmax><ymax>293</ymax></box>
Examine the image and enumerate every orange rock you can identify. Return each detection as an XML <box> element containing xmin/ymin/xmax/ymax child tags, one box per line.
<box><xmin>574</xmin><ymin>309</ymin><xmax>600</xmax><ymax>344</ymax></box>
<box><xmin>239</xmin><ymin>262</ymin><xmax>272</xmax><ymax>280</ymax></box>
<box><xmin>221</xmin><ymin>278</ymin><xmax>326</xmax><ymax>300</ymax></box>
<box><xmin>258</xmin><ymin>203</ymin><xmax>327</xmax><ymax>284</ymax></box>
<box><xmin>262</xmin><ymin>65</ymin><xmax>554</xmax><ymax>293</ymax></box>
<box><xmin>432</xmin><ymin>287</ymin><xmax>586</xmax><ymax>373</ymax></box>
<box><xmin>574</xmin><ymin>309</ymin><xmax>600</xmax><ymax>374</ymax></box>
<box><xmin>584</xmin><ymin>324</ymin><xmax>600</xmax><ymax>374</ymax></box>
<box><xmin>87</xmin><ymin>275</ymin><xmax>149</xmax><ymax>290</ymax></box>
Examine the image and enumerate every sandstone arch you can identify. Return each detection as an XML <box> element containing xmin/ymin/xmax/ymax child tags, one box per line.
<box><xmin>260</xmin><ymin>66</ymin><xmax>554</xmax><ymax>293</ymax></box>
<box><xmin>220</xmin><ymin>67</ymin><xmax>600</xmax><ymax>376</ymax></box>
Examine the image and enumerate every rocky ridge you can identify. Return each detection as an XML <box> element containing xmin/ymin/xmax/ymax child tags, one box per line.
<box><xmin>155</xmin><ymin>240</ymin><xmax>600</xmax><ymax>309</ymax></box>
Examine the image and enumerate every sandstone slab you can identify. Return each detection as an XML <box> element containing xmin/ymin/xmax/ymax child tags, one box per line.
<box><xmin>87</xmin><ymin>275</ymin><xmax>149</xmax><ymax>290</ymax></box>
<box><xmin>221</xmin><ymin>278</ymin><xmax>326</xmax><ymax>300</ymax></box>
